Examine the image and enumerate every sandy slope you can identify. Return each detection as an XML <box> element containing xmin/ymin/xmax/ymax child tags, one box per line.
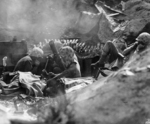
<box><xmin>68</xmin><ymin>48</ymin><xmax>150</xmax><ymax>124</ymax></box>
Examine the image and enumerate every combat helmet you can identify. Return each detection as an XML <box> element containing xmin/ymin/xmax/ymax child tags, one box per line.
<box><xmin>136</xmin><ymin>32</ymin><xmax>150</xmax><ymax>45</ymax></box>
<box><xmin>29</xmin><ymin>47</ymin><xmax>44</xmax><ymax>58</ymax></box>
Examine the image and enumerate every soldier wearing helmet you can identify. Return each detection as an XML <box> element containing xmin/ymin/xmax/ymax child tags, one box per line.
<box><xmin>91</xmin><ymin>32</ymin><xmax>150</xmax><ymax>74</ymax></box>
<box><xmin>46</xmin><ymin>46</ymin><xmax>81</xmax><ymax>79</ymax></box>
<box><xmin>43</xmin><ymin>46</ymin><xmax>81</xmax><ymax>97</ymax></box>
<box><xmin>135</xmin><ymin>32</ymin><xmax>150</xmax><ymax>53</ymax></box>
<box><xmin>14</xmin><ymin>47</ymin><xmax>44</xmax><ymax>75</ymax></box>
<box><xmin>123</xmin><ymin>32</ymin><xmax>150</xmax><ymax>56</ymax></box>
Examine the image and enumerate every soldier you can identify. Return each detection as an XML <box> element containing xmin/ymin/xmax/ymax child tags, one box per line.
<box><xmin>123</xmin><ymin>32</ymin><xmax>150</xmax><ymax>55</ymax></box>
<box><xmin>14</xmin><ymin>47</ymin><xmax>44</xmax><ymax>75</ymax></box>
<box><xmin>91</xmin><ymin>40</ymin><xmax>124</xmax><ymax>71</ymax></box>
<box><xmin>91</xmin><ymin>32</ymin><xmax>150</xmax><ymax>71</ymax></box>
<box><xmin>46</xmin><ymin>46</ymin><xmax>81</xmax><ymax>79</ymax></box>
<box><xmin>43</xmin><ymin>46</ymin><xmax>81</xmax><ymax>97</ymax></box>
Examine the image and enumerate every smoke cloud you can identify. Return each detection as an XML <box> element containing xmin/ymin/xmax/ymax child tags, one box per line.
<box><xmin>0</xmin><ymin>0</ymin><xmax>80</xmax><ymax>43</ymax></box>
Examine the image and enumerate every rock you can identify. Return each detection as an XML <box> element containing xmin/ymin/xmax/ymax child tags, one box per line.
<box><xmin>0</xmin><ymin>105</ymin><xmax>10</xmax><ymax>124</ymax></box>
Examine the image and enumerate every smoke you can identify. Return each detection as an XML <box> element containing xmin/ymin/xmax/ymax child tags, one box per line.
<box><xmin>0</xmin><ymin>0</ymin><xmax>80</xmax><ymax>43</ymax></box>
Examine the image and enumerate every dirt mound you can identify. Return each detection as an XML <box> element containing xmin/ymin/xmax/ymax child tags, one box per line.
<box><xmin>68</xmin><ymin>47</ymin><xmax>150</xmax><ymax>124</ymax></box>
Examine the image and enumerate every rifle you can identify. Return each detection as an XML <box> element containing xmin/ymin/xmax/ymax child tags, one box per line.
<box><xmin>49</xmin><ymin>40</ymin><xmax>66</xmax><ymax>71</ymax></box>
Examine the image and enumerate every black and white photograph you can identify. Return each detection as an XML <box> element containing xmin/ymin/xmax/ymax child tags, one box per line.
<box><xmin>0</xmin><ymin>0</ymin><xmax>150</xmax><ymax>124</ymax></box>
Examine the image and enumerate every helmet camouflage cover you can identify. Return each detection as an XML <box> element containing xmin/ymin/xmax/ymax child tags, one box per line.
<box><xmin>136</xmin><ymin>32</ymin><xmax>150</xmax><ymax>45</ymax></box>
<box><xmin>59</xmin><ymin>46</ymin><xmax>75</xmax><ymax>67</ymax></box>
<box><xmin>30</xmin><ymin>47</ymin><xmax>44</xmax><ymax>57</ymax></box>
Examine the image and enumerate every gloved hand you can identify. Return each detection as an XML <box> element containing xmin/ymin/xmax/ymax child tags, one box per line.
<box><xmin>135</xmin><ymin>39</ymin><xmax>146</xmax><ymax>46</ymax></box>
<box><xmin>131</xmin><ymin>41</ymin><xmax>139</xmax><ymax>49</ymax></box>
<box><xmin>136</xmin><ymin>41</ymin><xmax>141</xmax><ymax>45</ymax></box>
<box><xmin>41</xmin><ymin>69</ymin><xmax>49</xmax><ymax>79</ymax></box>
<box><xmin>137</xmin><ymin>40</ymin><xmax>146</xmax><ymax>46</ymax></box>
<box><xmin>48</xmin><ymin>72</ymin><xmax>56</xmax><ymax>78</ymax></box>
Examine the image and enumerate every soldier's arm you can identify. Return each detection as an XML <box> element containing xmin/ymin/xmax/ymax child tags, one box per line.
<box><xmin>53</xmin><ymin>63</ymin><xmax>76</xmax><ymax>79</ymax></box>
<box><xmin>123</xmin><ymin>42</ymin><xmax>139</xmax><ymax>56</ymax></box>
